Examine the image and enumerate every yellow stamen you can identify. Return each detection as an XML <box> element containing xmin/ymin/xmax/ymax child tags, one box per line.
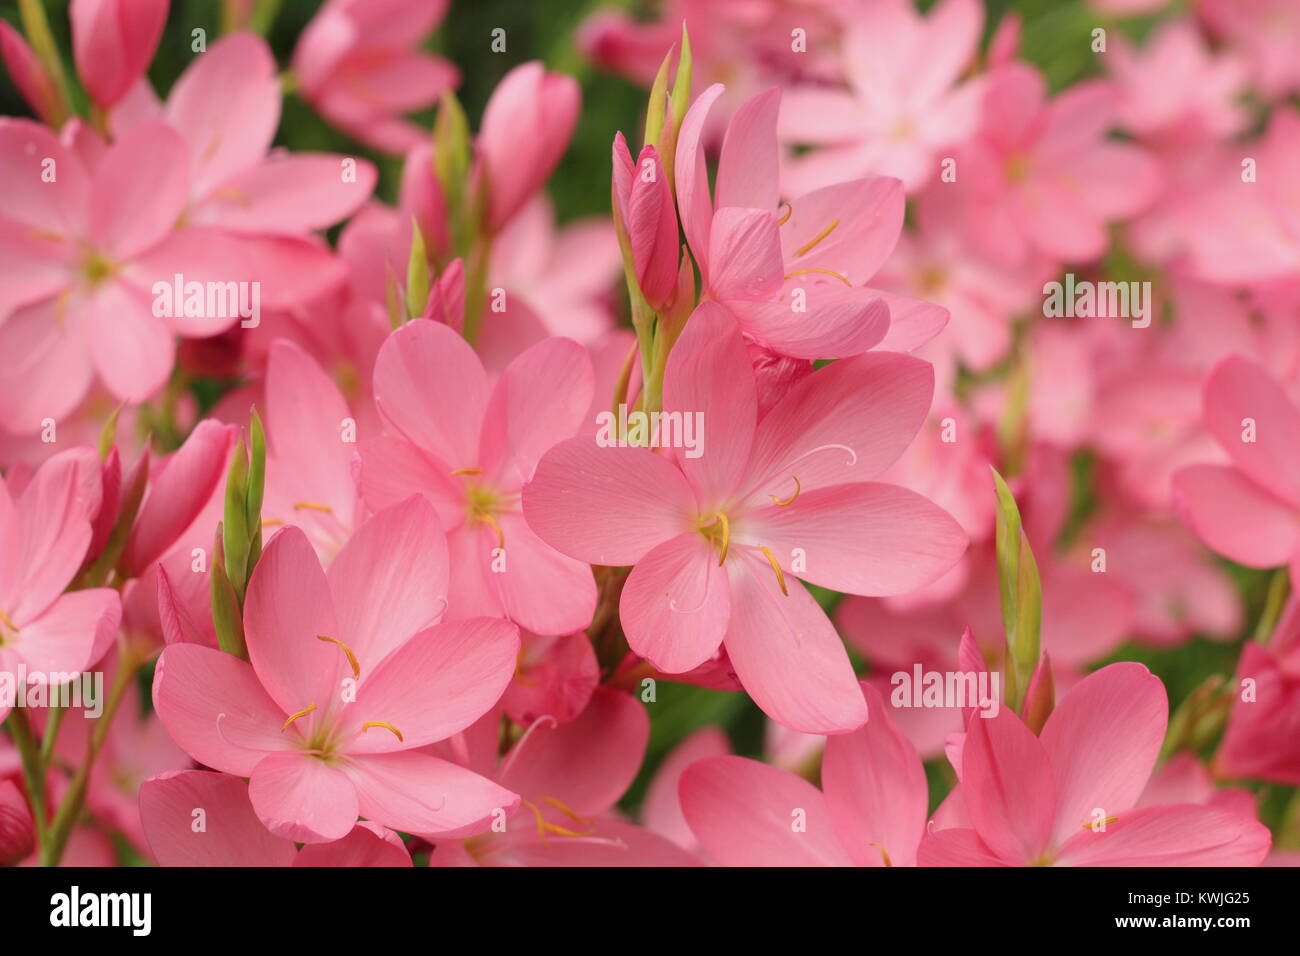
<box><xmin>481</xmin><ymin>512</ymin><xmax>506</xmax><ymax>549</ymax></box>
<box><xmin>700</xmin><ymin>512</ymin><xmax>731</xmax><ymax>566</ymax></box>
<box><xmin>262</xmin><ymin>518</ymin><xmax>285</xmax><ymax>527</ymax></box>
<box><xmin>783</xmin><ymin>268</ymin><xmax>852</xmax><ymax>287</ymax></box>
<box><xmin>1082</xmin><ymin>815</ymin><xmax>1119</xmax><ymax>830</ymax></box>
<box><xmin>522</xmin><ymin>798</ymin><xmax>596</xmax><ymax>842</ymax></box>
<box><xmin>210</xmin><ymin>187</ymin><xmax>250</xmax><ymax>207</ymax></box>
<box><xmin>450</xmin><ymin>467</ymin><xmax>482</xmax><ymax>476</ymax></box>
<box><xmin>293</xmin><ymin>501</ymin><xmax>334</xmax><ymax>514</ymax></box>
<box><xmin>317</xmin><ymin>634</ymin><xmax>360</xmax><ymax>679</ymax></box>
<box><xmin>768</xmin><ymin>475</ymin><xmax>801</xmax><ymax>507</ymax></box>
<box><xmin>361</xmin><ymin>721</ymin><xmax>404</xmax><ymax>742</ymax></box>
<box><xmin>870</xmin><ymin>842</ymin><xmax>893</xmax><ymax>867</ymax></box>
<box><xmin>776</xmin><ymin>202</ymin><xmax>793</xmax><ymax>226</ymax></box>
<box><xmin>794</xmin><ymin>219</ymin><xmax>839</xmax><ymax>257</ymax></box>
<box><xmin>281</xmin><ymin>703</ymin><xmax>317</xmax><ymax>732</ymax></box>
<box><xmin>0</xmin><ymin>607</ymin><xmax>19</xmax><ymax>632</ymax></box>
<box><xmin>757</xmin><ymin>546</ymin><xmax>788</xmax><ymax>596</ymax></box>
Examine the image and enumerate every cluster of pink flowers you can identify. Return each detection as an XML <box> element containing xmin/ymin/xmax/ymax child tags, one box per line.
<box><xmin>0</xmin><ymin>0</ymin><xmax>1297</xmax><ymax>869</ymax></box>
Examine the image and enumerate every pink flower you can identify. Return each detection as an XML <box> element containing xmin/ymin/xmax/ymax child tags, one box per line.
<box><xmin>1173</xmin><ymin>356</ymin><xmax>1300</xmax><ymax>587</ymax></box>
<box><xmin>0</xmin><ymin>448</ymin><xmax>121</xmax><ymax>724</ymax></box>
<box><xmin>779</xmin><ymin>0</ymin><xmax>985</xmax><ymax>194</ymax></box>
<box><xmin>0</xmin><ymin>22</ymin><xmax>64</xmax><ymax>126</ymax></box>
<box><xmin>140</xmin><ymin>770</ymin><xmax>411</xmax><ymax>866</ymax></box>
<box><xmin>120</xmin><ymin>419</ymin><xmax>236</xmax><ymax>577</ymax></box>
<box><xmin>501</xmin><ymin>630</ymin><xmax>599</xmax><ymax>727</ymax></box>
<box><xmin>260</xmin><ymin>339</ymin><xmax>365</xmax><ymax>562</ymax></box>
<box><xmin>70</xmin><ymin>0</ymin><xmax>167</xmax><ymax>109</ymax></box>
<box><xmin>680</xmin><ymin>684</ymin><xmax>928</xmax><ymax>866</ymax></box>
<box><xmin>612</xmin><ymin>134</ymin><xmax>679</xmax><ymax>310</ymax></box>
<box><xmin>677</xmin><ymin>85</ymin><xmax>947</xmax><ymax>358</ymax></box>
<box><xmin>428</xmin><ymin>689</ymin><xmax>699</xmax><ymax>866</ymax></box>
<box><xmin>953</xmin><ymin>63</ymin><xmax>1160</xmax><ymax>267</ymax></box>
<box><xmin>292</xmin><ymin>0</ymin><xmax>458</xmax><ymax>154</ymax></box>
<box><xmin>523</xmin><ymin>305</ymin><xmax>966</xmax><ymax>733</ymax></box>
<box><xmin>115</xmin><ymin>33</ymin><xmax>378</xmax><ymax>239</ymax></box>
<box><xmin>476</xmin><ymin>62</ymin><xmax>580</xmax><ymax>233</ymax></box>
<box><xmin>1109</xmin><ymin>20</ymin><xmax>1248</xmax><ymax>144</ymax></box>
<box><xmin>0</xmin><ymin>778</ymin><xmax>35</xmax><ymax>865</ymax></box>
<box><xmin>358</xmin><ymin>320</ymin><xmax>598</xmax><ymax>636</ymax></box>
<box><xmin>1215</xmin><ymin>597</ymin><xmax>1300</xmax><ymax>785</ymax></box>
<box><xmin>1200</xmin><ymin>0</ymin><xmax>1300</xmax><ymax>99</ymax></box>
<box><xmin>920</xmin><ymin>663</ymin><xmax>1272</xmax><ymax>866</ymax></box>
<box><xmin>152</xmin><ymin>497</ymin><xmax>522</xmax><ymax>843</ymax></box>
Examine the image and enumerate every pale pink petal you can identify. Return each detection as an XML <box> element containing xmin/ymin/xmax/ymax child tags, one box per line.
<box><xmin>293</xmin><ymin>822</ymin><xmax>412</xmax><ymax>867</ymax></box>
<box><xmin>620</xmin><ymin>533</ymin><xmax>730</xmax><ymax>673</ymax></box>
<box><xmin>345</xmin><ymin>751</ymin><xmax>519</xmax><ymax>839</ymax></box>
<box><xmin>722</xmin><ymin>551</ymin><xmax>867</xmax><ymax>734</ymax></box>
<box><xmin>1039</xmin><ymin>663</ymin><xmax>1167</xmax><ymax>847</ymax></box>
<box><xmin>198</xmin><ymin>154</ymin><xmax>377</xmax><ymax>234</ymax></box>
<box><xmin>716</xmin><ymin>87</ymin><xmax>781</xmax><ymax>213</ymax></box>
<box><xmin>1203</xmin><ymin>355</ymin><xmax>1300</xmax><ymax>507</ymax></box>
<box><xmin>1053</xmin><ymin>805</ymin><xmax>1271</xmax><ymax>867</ymax></box>
<box><xmin>822</xmin><ymin>684</ymin><xmax>929</xmax><ymax>867</ymax></box>
<box><xmin>327</xmin><ymin>496</ymin><xmax>449</xmax><ymax>671</ymax></box>
<box><xmin>489</xmin><ymin>512</ymin><xmax>597</xmax><ymax>636</ymax></box>
<box><xmin>673</xmin><ymin>83</ymin><xmax>726</xmax><ymax>274</ymax></box>
<box><xmin>341</xmin><ymin>617</ymin><xmax>518</xmax><ymax>754</ymax></box>
<box><xmin>85</xmin><ymin>281</ymin><xmax>174</xmax><ymax>403</ymax></box>
<box><xmin>706</xmin><ymin>207</ymin><xmax>785</xmax><ymax>302</ymax></box>
<box><xmin>248</xmin><ymin>751</ymin><xmax>359</xmax><ymax>844</ymax></box>
<box><xmin>523</xmin><ymin>438</ymin><xmax>696</xmax><ymax>566</ymax></box>
<box><xmin>962</xmin><ymin>708</ymin><xmax>1056</xmax><ymax>864</ymax></box>
<box><xmin>373</xmin><ymin>318</ymin><xmax>488</xmax><ymax>467</ymax></box>
<box><xmin>1172</xmin><ymin>464</ymin><xmax>1300</xmax><ymax>568</ymax></box>
<box><xmin>140</xmin><ymin>770</ymin><xmax>298</xmax><ymax>867</ymax></box>
<box><xmin>781</xmin><ymin>177</ymin><xmax>904</xmax><ymax>284</ymax></box>
<box><xmin>680</xmin><ymin>755</ymin><xmax>854</xmax><ymax>866</ymax></box>
<box><xmin>0</xmin><ymin>299</ymin><xmax>94</xmax><ymax>434</ymax></box>
<box><xmin>89</xmin><ymin>119</ymin><xmax>188</xmax><ymax>259</ymax></box>
<box><xmin>738</xmin><ymin>483</ymin><xmax>966</xmax><ymax>596</ymax></box>
<box><xmin>152</xmin><ymin>644</ymin><xmax>296</xmax><ymax>777</ymax></box>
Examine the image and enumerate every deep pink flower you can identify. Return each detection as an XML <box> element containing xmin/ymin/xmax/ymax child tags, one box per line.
<box><xmin>612</xmin><ymin>133</ymin><xmax>679</xmax><ymax>310</ymax></box>
<box><xmin>524</xmin><ymin>304</ymin><xmax>966</xmax><ymax>733</ymax></box>
<box><xmin>152</xmin><ymin>497</ymin><xmax>521</xmax><ymax>843</ymax></box>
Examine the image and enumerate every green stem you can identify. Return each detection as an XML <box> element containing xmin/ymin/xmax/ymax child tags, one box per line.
<box><xmin>8</xmin><ymin>708</ymin><xmax>49</xmax><ymax>849</ymax></box>
<box><xmin>460</xmin><ymin>235</ymin><xmax>494</xmax><ymax>346</ymax></box>
<box><xmin>40</xmin><ymin>646</ymin><xmax>139</xmax><ymax>866</ymax></box>
<box><xmin>17</xmin><ymin>0</ymin><xmax>74</xmax><ymax>124</ymax></box>
<box><xmin>39</xmin><ymin>704</ymin><xmax>64</xmax><ymax>764</ymax></box>
<box><xmin>1254</xmin><ymin>567</ymin><xmax>1290</xmax><ymax>643</ymax></box>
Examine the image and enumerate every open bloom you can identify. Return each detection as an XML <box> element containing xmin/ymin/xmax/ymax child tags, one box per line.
<box><xmin>677</xmin><ymin>85</ymin><xmax>947</xmax><ymax>358</ymax></box>
<box><xmin>358</xmin><ymin>319</ymin><xmax>597</xmax><ymax>636</ymax></box>
<box><xmin>952</xmin><ymin>63</ymin><xmax>1160</xmax><ymax>267</ymax></box>
<box><xmin>681</xmin><ymin>683</ymin><xmax>927</xmax><ymax>865</ymax></box>
<box><xmin>153</xmin><ymin>497</ymin><xmax>522</xmax><ymax>843</ymax></box>
<box><xmin>1173</xmin><ymin>356</ymin><xmax>1300</xmax><ymax>588</ymax></box>
<box><xmin>292</xmin><ymin>0</ymin><xmax>458</xmax><ymax>154</ymax></box>
<box><xmin>524</xmin><ymin>304</ymin><xmax>966</xmax><ymax>733</ymax></box>
<box><xmin>0</xmin><ymin>448</ymin><xmax>120</xmax><ymax>723</ymax></box>
<box><xmin>919</xmin><ymin>663</ymin><xmax>1272</xmax><ymax>866</ymax></box>
<box><xmin>779</xmin><ymin>0</ymin><xmax>984</xmax><ymax>194</ymax></box>
<box><xmin>429</xmin><ymin>689</ymin><xmax>699</xmax><ymax>866</ymax></box>
<box><xmin>140</xmin><ymin>770</ymin><xmax>411</xmax><ymax>866</ymax></box>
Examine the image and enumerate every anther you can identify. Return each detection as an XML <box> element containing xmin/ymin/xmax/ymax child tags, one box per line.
<box><xmin>757</xmin><ymin>546</ymin><xmax>788</xmax><ymax>596</ymax></box>
<box><xmin>794</xmin><ymin>219</ymin><xmax>840</xmax><ymax>257</ymax></box>
<box><xmin>317</xmin><ymin>634</ymin><xmax>360</xmax><ymax>679</ymax></box>
<box><xmin>281</xmin><ymin>703</ymin><xmax>317</xmax><ymax>732</ymax></box>
<box><xmin>783</xmin><ymin>268</ymin><xmax>852</xmax><ymax>287</ymax></box>
<box><xmin>768</xmin><ymin>475</ymin><xmax>801</xmax><ymax>507</ymax></box>
<box><xmin>361</xmin><ymin>721</ymin><xmax>404</xmax><ymax>742</ymax></box>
